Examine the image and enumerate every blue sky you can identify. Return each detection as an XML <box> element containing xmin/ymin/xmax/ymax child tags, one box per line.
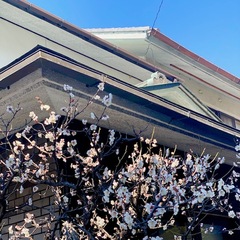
<box><xmin>29</xmin><ymin>0</ymin><xmax>240</xmax><ymax>77</ymax></box>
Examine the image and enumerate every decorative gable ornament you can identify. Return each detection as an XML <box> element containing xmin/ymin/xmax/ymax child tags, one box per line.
<box><xmin>136</xmin><ymin>71</ymin><xmax>170</xmax><ymax>87</ymax></box>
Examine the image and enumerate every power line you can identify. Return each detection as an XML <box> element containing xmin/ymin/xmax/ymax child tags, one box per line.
<box><xmin>151</xmin><ymin>0</ymin><xmax>164</xmax><ymax>29</ymax></box>
<box><xmin>145</xmin><ymin>0</ymin><xmax>164</xmax><ymax>59</ymax></box>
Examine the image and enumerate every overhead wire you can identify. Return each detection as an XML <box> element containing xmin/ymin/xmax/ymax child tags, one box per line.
<box><xmin>144</xmin><ymin>0</ymin><xmax>164</xmax><ymax>66</ymax></box>
<box><xmin>152</xmin><ymin>0</ymin><xmax>164</xmax><ymax>30</ymax></box>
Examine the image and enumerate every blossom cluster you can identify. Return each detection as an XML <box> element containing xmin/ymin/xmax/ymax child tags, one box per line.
<box><xmin>0</xmin><ymin>83</ymin><xmax>239</xmax><ymax>240</ymax></box>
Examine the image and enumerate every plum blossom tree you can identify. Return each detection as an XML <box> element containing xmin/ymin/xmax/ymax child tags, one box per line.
<box><xmin>0</xmin><ymin>83</ymin><xmax>239</xmax><ymax>240</ymax></box>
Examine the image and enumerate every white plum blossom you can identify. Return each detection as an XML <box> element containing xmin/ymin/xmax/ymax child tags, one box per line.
<box><xmin>173</xmin><ymin>204</ymin><xmax>179</xmax><ymax>215</ymax></box>
<box><xmin>171</xmin><ymin>158</ymin><xmax>179</xmax><ymax>168</ymax></box>
<box><xmin>90</xmin><ymin>124</ymin><xmax>97</xmax><ymax>131</ymax></box>
<box><xmin>235</xmin><ymin>193</ymin><xmax>240</xmax><ymax>201</ymax></box>
<box><xmin>82</xmin><ymin>119</ymin><xmax>87</xmax><ymax>125</ymax></box>
<box><xmin>45</xmin><ymin>132</ymin><xmax>55</xmax><ymax>142</ymax></box>
<box><xmin>69</xmin><ymin>92</ymin><xmax>75</xmax><ymax>98</ymax></box>
<box><xmin>70</xmin><ymin>139</ymin><xmax>77</xmax><ymax>146</ymax></box>
<box><xmin>8</xmin><ymin>226</ymin><xmax>14</xmax><ymax>234</ymax></box>
<box><xmin>148</xmin><ymin>219</ymin><xmax>157</xmax><ymax>229</ymax></box>
<box><xmin>5</xmin><ymin>155</ymin><xmax>15</xmax><ymax>168</ymax></box>
<box><xmin>63</xmin><ymin>196</ymin><xmax>69</xmax><ymax>203</ymax></box>
<box><xmin>3</xmin><ymin>84</ymin><xmax>240</xmax><ymax>240</ymax></box>
<box><xmin>29</xmin><ymin>111</ymin><xmax>38</xmax><ymax>121</ymax></box>
<box><xmin>6</xmin><ymin>105</ymin><xmax>14</xmax><ymax>113</ymax></box>
<box><xmin>98</xmin><ymin>82</ymin><xmax>105</xmax><ymax>91</ymax></box>
<box><xmin>235</xmin><ymin>144</ymin><xmax>240</xmax><ymax>151</ymax></box>
<box><xmin>101</xmin><ymin>114</ymin><xmax>109</xmax><ymax>121</ymax></box>
<box><xmin>33</xmin><ymin>186</ymin><xmax>38</xmax><ymax>192</ymax></box>
<box><xmin>228</xmin><ymin>210</ymin><xmax>236</xmax><ymax>218</ymax></box>
<box><xmin>28</xmin><ymin>198</ymin><xmax>32</xmax><ymax>206</ymax></box>
<box><xmin>108</xmin><ymin>129</ymin><xmax>115</xmax><ymax>145</ymax></box>
<box><xmin>96</xmin><ymin>216</ymin><xmax>105</xmax><ymax>228</ymax></box>
<box><xmin>109</xmin><ymin>209</ymin><xmax>118</xmax><ymax>219</ymax></box>
<box><xmin>102</xmin><ymin>93</ymin><xmax>113</xmax><ymax>107</ymax></box>
<box><xmin>94</xmin><ymin>94</ymin><xmax>100</xmax><ymax>100</ymax></box>
<box><xmin>15</xmin><ymin>132</ymin><xmax>22</xmax><ymax>138</ymax></box>
<box><xmin>40</xmin><ymin>104</ymin><xmax>50</xmax><ymax>111</ymax></box>
<box><xmin>44</xmin><ymin>111</ymin><xmax>60</xmax><ymax>125</ymax></box>
<box><xmin>63</xmin><ymin>84</ymin><xmax>73</xmax><ymax>91</ymax></box>
<box><xmin>103</xmin><ymin>189</ymin><xmax>111</xmax><ymax>203</ymax></box>
<box><xmin>124</xmin><ymin>212</ymin><xmax>134</xmax><ymax>229</ymax></box>
<box><xmin>19</xmin><ymin>185</ymin><xmax>24</xmax><ymax>194</ymax></box>
<box><xmin>90</xmin><ymin>112</ymin><xmax>96</xmax><ymax>119</ymax></box>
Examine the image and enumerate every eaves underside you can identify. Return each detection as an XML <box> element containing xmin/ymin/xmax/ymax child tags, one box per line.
<box><xmin>1</xmin><ymin>0</ymin><xmax>159</xmax><ymax>76</ymax></box>
<box><xmin>0</xmin><ymin>46</ymin><xmax>239</xmax><ymax>154</ymax></box>
<box><xmin>0</xmin><ymin>46</ymin><xmax>223</xmax><ymax>125</ymax></box>
<box><xmin>4</xmin><ymin>0</ymin><xmax>239</xmax><ymax>89</ymax></box>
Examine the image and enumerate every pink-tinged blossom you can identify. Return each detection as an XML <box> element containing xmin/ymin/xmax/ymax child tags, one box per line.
<box><xmin>13</xmin><ymin>140</ymin><xmax>25</xmax><ymax>154</ymax></box>
<box><xmin>44</xmin><ymin>112</ymin><xmax>60</xmax><ymax>125</ymax></box>
<box><xmin>8</xmin><ymin>226</ymin><xmax>13</xmax><ymax>234</ymax></box>
<box><xmin>40</xmin><ymin>104</ymin><xmax>50</xmax><ymax>111</ymax></box>
<box><xmin>86</xmin><ymin>148</ymin><xmax>97</xmax><ymax>158</ymax></box>
<box><xmin>171</xmin><ymin>159</ymin><xmax>179</xmax><ymax>168</ymax></box>
<box><xmin>96</xmin><ymin>216</ymin><xmax>105</xmax><ymax>228</ymax></box>
<box><xmin>24</xmin><ymin>213</ymin><xmax>34</xmax><ymax>224</ymax></box>
<box><xmin>29</xmin><ymin>111</ymin><xmax>38</xmax><ymax>121</ymax></box>
<box><xmin>15</xmin><ymin>132</ymin><xmax>21</xmax><ymax>138</ymax></box>
<box><xmin>45</xmin><ymin>132</ymin><xmax>55</xmax><ymax>142</ymax></box>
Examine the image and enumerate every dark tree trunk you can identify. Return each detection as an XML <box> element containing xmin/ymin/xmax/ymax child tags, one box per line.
<box><xmin>191</xmin><ymin>224</ymin><xmax>202</xmax><ymax>240</ymax></box>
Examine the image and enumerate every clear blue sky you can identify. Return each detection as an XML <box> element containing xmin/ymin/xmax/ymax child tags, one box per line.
<box><xmin>29</xmin><ymin>0</ymin><xmax>240</xmax><ymax>77</ymax></box>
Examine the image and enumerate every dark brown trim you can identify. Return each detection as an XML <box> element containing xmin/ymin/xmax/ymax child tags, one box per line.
<box><xmin>150</xmin><ymin>29</ymin><xmax>240</xmax><ymax>84</ymax></box>
<box><xmin>170</xmin><ymin>64</ymin><xmax>240</xmax><ymax>101</ymax></box>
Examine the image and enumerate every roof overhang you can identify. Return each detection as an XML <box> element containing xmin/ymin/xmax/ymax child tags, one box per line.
<box><xmin>87</xmin><ymin>27</ymin><xmax>240</xmax><ymax>118</ymax></box>
<box><xmin>88</xmin><ymin>27</ymin><xmax>240</xmax><ymax>86</ymax></box>
<box><xmin>0</xmin><ymin>46</ymin><xmax>239</xmax><ymax>164</ymax></box>
<box><xmin>0</xmin><ymin>1</ymin><xmax>157</xmax><ymax>86</ymax></box>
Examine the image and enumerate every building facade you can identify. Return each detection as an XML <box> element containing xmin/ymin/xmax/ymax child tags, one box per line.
<box><xmin>0</xmin><ymin>0</ymin><xmax>240</xmax><ymax>239</ymax></box>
